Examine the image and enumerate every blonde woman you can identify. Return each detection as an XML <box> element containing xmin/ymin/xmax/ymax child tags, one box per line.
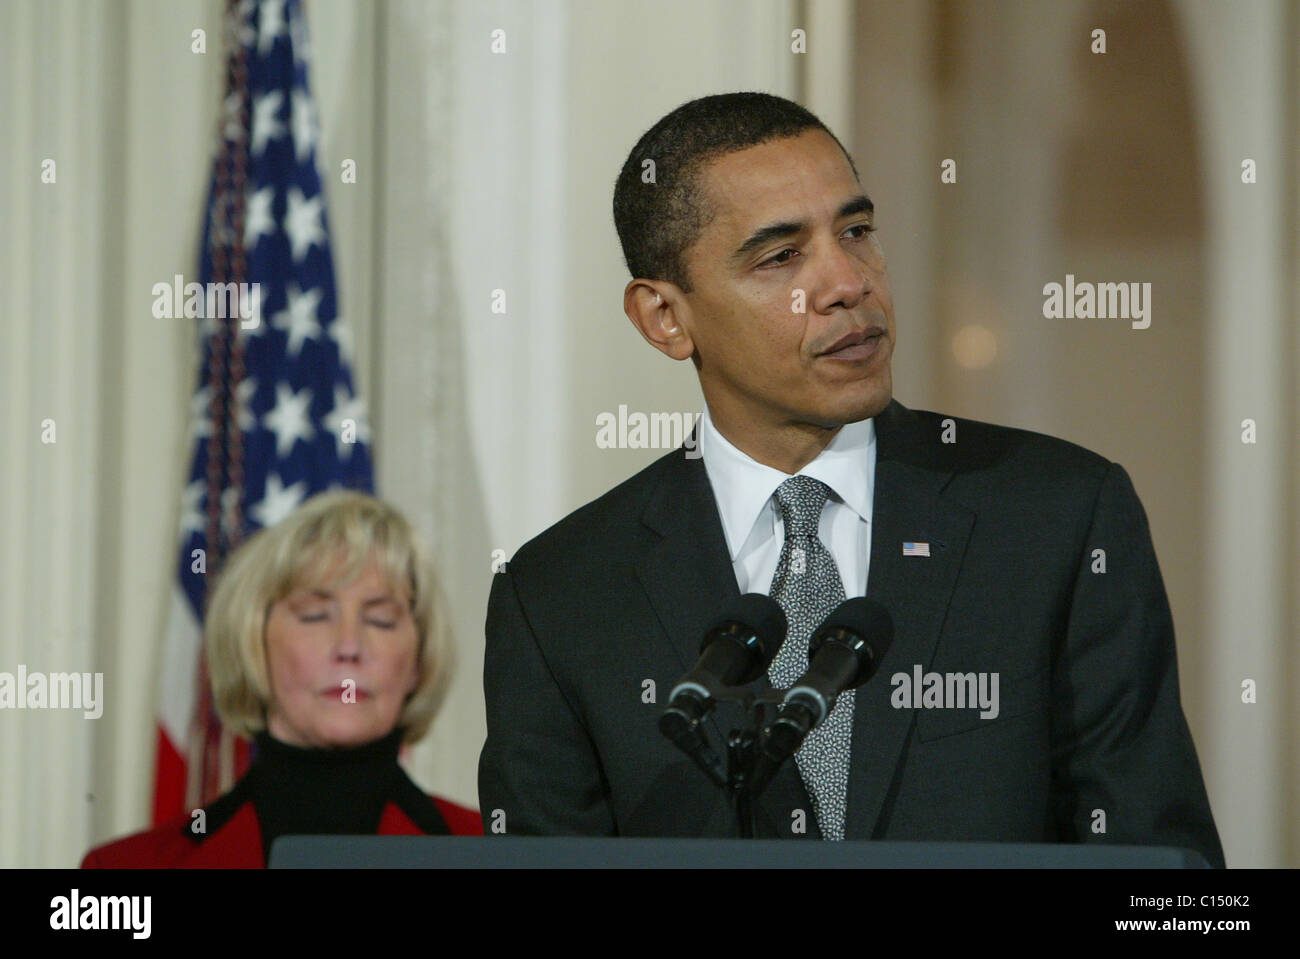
<box><xmin>84</xmin><ymin>490</ymin><xmax>480</xmax><ymax>867</ymax></box>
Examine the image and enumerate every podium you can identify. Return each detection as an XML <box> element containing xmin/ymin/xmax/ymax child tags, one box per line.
<box><xmin>268</xmin><ymin>836</ymin><xmax>1210</xmax><ymax>869</ymax></box>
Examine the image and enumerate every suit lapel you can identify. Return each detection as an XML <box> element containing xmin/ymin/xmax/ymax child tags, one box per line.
<box><xmin>635</xmin><ymin>443</ymin><xmax>820</xmax><ymax>838</ymax></box>
<box><xmin>635</xmin><ymin>445</ymin><xmax>739</xmax><ymax>679</ymax></box>
<box><xmin>847</xmin><ymin>399</ymin><xmax>974</xmax><ymax>838</ymax></box>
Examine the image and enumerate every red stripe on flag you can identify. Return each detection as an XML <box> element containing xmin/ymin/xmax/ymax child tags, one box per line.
<box><xmin>151</xmin><ymin>724</ymin><xmax>187</xmax><ymax>826</ymax></box>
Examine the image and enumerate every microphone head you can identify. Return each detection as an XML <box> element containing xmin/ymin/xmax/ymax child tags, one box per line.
<box><xmin>700</xmin><ymin>592</ymin><xmax>787</xmax><ymax>682</ymax></box>
<box><xmin>809</xmin><ymin>597</ymin><xmax>894</xmax><ymax>678</ymax></box>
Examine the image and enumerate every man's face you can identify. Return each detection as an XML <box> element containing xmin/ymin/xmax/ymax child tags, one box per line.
<box><xmin>678</xmin><ymin>129</ymin><xmax>895</xmax><ymax>432</ymax></box>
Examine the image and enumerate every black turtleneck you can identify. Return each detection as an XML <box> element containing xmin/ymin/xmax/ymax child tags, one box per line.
<box><xmin>251</xmin><ymin>727</ymin><xmax>406</xmax><ymax>862</ymax></box>
<box><xmin>184</xmin><ymin>727</ymin><xmax>450</xmax><ymax>864</ymax></box>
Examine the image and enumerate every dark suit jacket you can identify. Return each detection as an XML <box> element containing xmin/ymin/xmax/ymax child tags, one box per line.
<box><xmin>478</xmin><ymin>398</ymin><xmax>1224</xmax><ymax>866</ymax></box>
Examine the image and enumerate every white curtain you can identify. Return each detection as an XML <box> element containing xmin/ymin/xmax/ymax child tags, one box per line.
<box><xmin>0</xmin><ymin>0</ymin><xmax>218</xmax><ymax>868</ymax></box>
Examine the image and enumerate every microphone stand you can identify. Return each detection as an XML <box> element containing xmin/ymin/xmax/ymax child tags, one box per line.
<box><xmin>726</xmin><ymin>729</ymin><xmax>756</xmax><ymax>839</ymax></box>
<box><xmin>711</xmin><ymin>686</ymin><xmax>789</xmax><ymax>839</ymax></box>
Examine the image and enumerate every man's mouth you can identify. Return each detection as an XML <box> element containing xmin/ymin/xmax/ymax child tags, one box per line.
<box><xmin>820</xmin><ymin>327</ymin><xmax>886</xmax><ymax>360</ymax></box>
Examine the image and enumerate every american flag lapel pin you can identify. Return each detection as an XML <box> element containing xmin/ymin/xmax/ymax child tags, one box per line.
<box><xmin>902</xmin><ymin>542</ymin><xmax>931</xmax><ymax>557</ymax></box>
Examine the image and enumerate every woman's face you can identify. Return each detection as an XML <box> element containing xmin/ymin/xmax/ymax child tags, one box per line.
<box><xmin>264</xmin><ymin>556</ymin><xmax>420</xmax><ymax>749</ymax></box>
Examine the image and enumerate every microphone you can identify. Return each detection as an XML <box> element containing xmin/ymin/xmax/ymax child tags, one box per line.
<box><xmin>749</xmin><ymin>597</ymin><xmax>894</xmax><ymax>797</ymax></box>
<box><xmin>659</xmin><ymin>593</ymin><xmax>787</xmax><ymax>787</ymax></box>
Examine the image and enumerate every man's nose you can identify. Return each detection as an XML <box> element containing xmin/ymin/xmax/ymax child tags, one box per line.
<box><xmin>816</xmin><ymin>241</ymin><xmax>872</xmax><ymax>310</ymax></box>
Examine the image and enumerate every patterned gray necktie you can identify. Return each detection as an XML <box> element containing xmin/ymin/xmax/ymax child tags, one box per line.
<box><xmin>766</xmin><ymin>475</ymin><xmax>853</xmax><ymax>840</ymax></box>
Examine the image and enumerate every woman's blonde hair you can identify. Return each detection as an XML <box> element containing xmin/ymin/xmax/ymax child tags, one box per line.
<box><xmin>204</xmin><ymin>489</ymin><xmax>453</xmax><ymax>744</ymax></box>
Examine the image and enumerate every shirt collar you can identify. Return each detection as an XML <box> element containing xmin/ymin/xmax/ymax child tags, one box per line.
<box><xmin>698</xmin><ymin>404</ymin><xmax>876</xmax><ymax>561</ymax></box>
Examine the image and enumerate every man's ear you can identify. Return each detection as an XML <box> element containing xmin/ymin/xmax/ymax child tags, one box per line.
<box><xmin>624</xmin><ymin>280</ymin><xmax>695</xmax><ymax>361</ymax></box>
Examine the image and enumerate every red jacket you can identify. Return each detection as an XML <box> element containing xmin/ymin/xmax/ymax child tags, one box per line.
<box><xmin>82</xmin><ymin>795</ymin><xmax>482</xmax><ymax>868</ymax></box>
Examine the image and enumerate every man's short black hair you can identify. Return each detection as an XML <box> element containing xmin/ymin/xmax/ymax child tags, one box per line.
<box><xmin>612</xmin><ymin>91</ymin><xmax>859</xmax><ymax>292</ymax></box>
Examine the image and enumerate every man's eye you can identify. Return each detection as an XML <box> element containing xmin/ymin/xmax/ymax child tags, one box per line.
<box><xmin>760</xmin><ymin>226</ymin><xmax>875</xmax><ymax>268</ymax></box>
<box><xmin>761</xmin><ymin>248</ymin><xmax>797</xmax><ymax>268</ymax></box>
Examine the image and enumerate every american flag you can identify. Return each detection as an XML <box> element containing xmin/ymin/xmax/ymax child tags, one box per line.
<box><xmin>152</xmin><ymin>0</ymin><xmax>373</xmax><ymax>824</ymax></box>
<box><xmin>902</xmin><ymin>542</ymin><xmax>930</xmax><ymax>557</ymax></box>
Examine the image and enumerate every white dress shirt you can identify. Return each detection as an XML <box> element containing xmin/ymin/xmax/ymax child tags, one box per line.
<box><xmin>697</xmin><ymin>404</ymin><xmax>876</xmax><ymax>599</ymax></box>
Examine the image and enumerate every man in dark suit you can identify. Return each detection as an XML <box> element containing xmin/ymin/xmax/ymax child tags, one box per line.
<box><xmin>478</xmin><ymin>92</ymin><xmax>1224</xmax><ymax>866</ymax></box>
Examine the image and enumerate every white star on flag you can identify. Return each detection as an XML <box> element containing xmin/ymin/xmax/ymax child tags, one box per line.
<box><xmin>188</xmin><ymin>378</ymin><xmax>258</xmax><ymax>438</ymax></box>
<box><xmin>251</xmin><ymin>90</ymin><xmax>285</xmax><ymax>157</ymax></box>
<box><xmin>328</xmin><ymin>317</ymin><xmax>354</xmax><ymax>365</ymax></box>
<box><xmin>322</xmin><ymin>385</ymin><xmax>371</xmax><ymax>460</ymax></box>
<box><xmin>290</xmin><ymin>1</ymin><xmax>311</xmax><ymax>67</ymax></box>
<box><xmin>272</xmin><ymin>283</ymin><xmax>323</xmax><ymax>358</ymax></box>
<box><xmin>233</xmin><ymin>377</ymin><xmax>260</xmax><ymax>431</ymax></box>
<box><xmin>177</xmin><ymin>479</ymin><xmax>206</xmax><ymax>545</ymax></box>
<box><xmin>188</xmin><ymin>386</ymin><xmax>214</xmax><ymax>441</ymax></box>
<box><xmin>257</xmin><ymin>0</ymin><xmax>287</xmax><ymax>55</ymax></box>
<box><xmin>263</xmin><ymin>382</ymin><xmax>315</xmax><ymax>457</ymax></box>
<box><xmin>245</xmin><ymin>186</ymin><xmax>276</xmax><ymax>248</ymax></box>
<box><xmin>291</xmin><ymin>88</ymin><xmax>318</xmax><ymax>163</ymax></box>
<box><xmin>252</xmin><ymin>472</ymin><xmax>307</xmax><ymax>528</ymax></box>
<box><xmin>284</xmin><ymin>186</ymin><xmax>325</xmax><ymax>261</ymax></box>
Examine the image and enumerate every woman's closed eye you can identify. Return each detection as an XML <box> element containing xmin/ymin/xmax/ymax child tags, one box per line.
<box><xmin>297</xmin><ymin>610</ymin><xmax>397</xmax><ymax>629</ymax></box>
